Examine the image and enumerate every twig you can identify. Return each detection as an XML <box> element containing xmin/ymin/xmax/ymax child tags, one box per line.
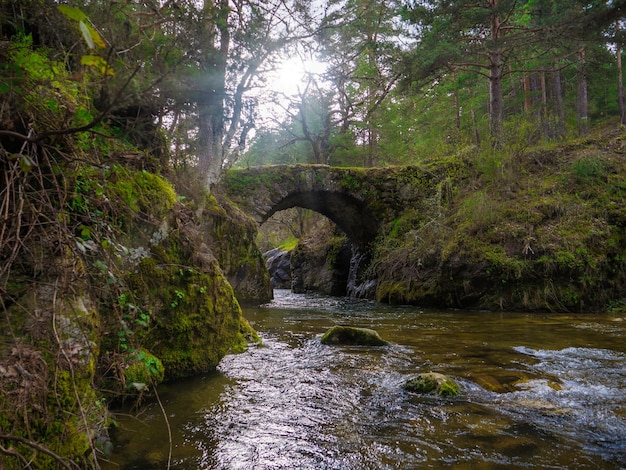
<box><xmin>153</xmin><ymin>383</ymin><xmax>172</xmax><ymax>469</ymax></box>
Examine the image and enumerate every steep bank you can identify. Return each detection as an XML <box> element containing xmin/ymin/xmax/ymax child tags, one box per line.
<box><xmin>371</xmin><ymin>123</ymin><xmax>626</xmax><ymax>312</ymax></box>
<box><xmin>0</xmin><ymin>160</ymin><xmax>261</xmax><ymax>468</ymax></box>
<box><xmin>0</xmin><ymin>38</ymin><xmax>263</xmax><ymax>468</ymax></box>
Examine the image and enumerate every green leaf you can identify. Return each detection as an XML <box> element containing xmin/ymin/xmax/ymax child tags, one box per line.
<box><xmin>80</xmin><ymin>55</ymin><xmax>115</xmax><ymax>76</ymax></box>
<box><xmin>86</xmin><ymin>24</ymin><xmax>106</xmax><ymax>48</ymax></box>
<box><xmin>46</xmin><ymin>99</ymin><xmax>58</xmax><ymax>111</ymax></box>
<box><xmin>57</xmin><ymin>5</ymin><xmax>87</xmax><ymax>22</ymax></box>
<box><xmin>19</xmin><ymin>154</ymin><xmax>35</xmax><ymax>172</ymax></box>
<box><xmin>74</xmin><ymin>107</ymin><xmax>93</xmax><ymax>125</ymax></box>
<box><xmin>79</xmin><ymin>21</ymin><xmax>95</xmax><ymax>49</ymax></box>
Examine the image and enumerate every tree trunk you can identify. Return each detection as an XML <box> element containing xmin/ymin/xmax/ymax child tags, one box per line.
<box><xmin>577</xmin><ymin>48</ymin><xmax>589</xmax><ymax>136</ymax></box>
<box><xmin>488</xmin><ymin>2</ymin><xmax>504</xmax><ymax>139</ymax></box>
<box><xmin>471</xmin><ymin>108</ymin><xmax>480</xmax><ymax>146</ymax></box>
<box><xmin>468</xmin><ymin>87</ymin><xmax>480</xmax><ymax>146</ymax></box>
<box><xmin>540</xmin><ymin>72</ymin><xmax>547</xmax><ymax>112</ymax></box>
<box><xmin>489</xmin><ymin>49</ymin><xmax>504</xmax><ymax>138</ymax></box>
<box><xmin>508</xmin><ymin>64</ymin><xmax>519</xmax><ymax>114</ymax></box>
<box><xmin>523</xmin><ymin>75</ymin><xmax>532</xmax><ymax>113</ymax></box>
<box><xmin>453</xmin><ymin>88</ymin><xmax>461</xmax><ymax>131</ymax></box>
<box><xmin>551</xmin><ymin>61</ymin><xmax>565</xmax><ymax>138</ymax></box>
<box><xmin>197</xmin><ymin>0</ymin><xmax>230</xmax><ymax>188</ymax></box>
<box><xmin>617</xmin><ymin>22</ymin><xmax>625</xmax><ymax>125</ymax></box>
<box><xmin>367</xmin><ymin>126</ymin><xmax>378</xmax><ymax>167</ymax></box>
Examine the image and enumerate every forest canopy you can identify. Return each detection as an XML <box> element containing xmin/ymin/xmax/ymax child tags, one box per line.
<box><xmin>1</xmin><ymin>0</ymin><xmax>626</xmax><ymax>180</ymax></box>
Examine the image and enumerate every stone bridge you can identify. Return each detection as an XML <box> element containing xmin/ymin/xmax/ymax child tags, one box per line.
<box><xmin>217</xmin><ymin>163</ymin><xmax>454</xmax><ymax>249</ymax></box>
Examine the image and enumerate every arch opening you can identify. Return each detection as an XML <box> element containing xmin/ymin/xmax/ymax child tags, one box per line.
<box><xmin>258</xmin><ymin>208</ymin><xmax>352</xmax><ymax>296</ymax></box>
<box><xmin>257</xmin><ymin>190</ymin><xmax>380</xmax><ymax>299</ymax></box>
<box><xmin>261</xmin><ymin>190</ymin><xmax>379</xmax><ymax>250</ymax></box>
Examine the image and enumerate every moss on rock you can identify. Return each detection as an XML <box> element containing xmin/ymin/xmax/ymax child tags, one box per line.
<box><xmin>0</xmin><ymin>286</ymin><xmax>108</xmax><ymax>469</ymax></box>
<box><xmin>404</xmin><ymin>372</ymin><xmax>461</xmax><ymax>397</ymax></box>
<box><xmin>123</xmin><ymin>349</ymin><xmax>165</xmax><ymax>390</ymax></box>
<box><xmin>126</xmin><ymin>203</ymin><xmax>259</xmax><ymax>380</ymax></box>
<box><xmin>320</xmin><ymin>325</ymin><xmax>389</xmax><ymax>346</ymax></box>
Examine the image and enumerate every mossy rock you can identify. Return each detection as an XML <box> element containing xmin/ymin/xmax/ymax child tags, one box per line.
<box><xmin>320</xmin><ymin>325</ymin><xmax>389</xmax><ymax>346</ymax></box>
<box><xmin>404</xmin><ymin>372</ymin><xmax>460</xmax><ymax>397</ymax></box>
<box><xmin>123</xmin><ymin>349</ymin><xmax>165</xmax><ymax>391</ymax></box>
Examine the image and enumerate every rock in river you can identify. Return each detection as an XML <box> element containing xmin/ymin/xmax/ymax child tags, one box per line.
<box><xmin>320</xmin><ymin>325</ymin><xmax>389</xmax><ymax>346</ymax></box>
<box><xmin>404</xmin><ymin>372</ymin><xmax>460</xmax><ymax>397</ymax></box>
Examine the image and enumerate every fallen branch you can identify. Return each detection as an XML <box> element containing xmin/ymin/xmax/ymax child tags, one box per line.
<box><xmin>0</xmin><ymin>433</ymin><xmax>82</xmax><ymax>470</ymax></box>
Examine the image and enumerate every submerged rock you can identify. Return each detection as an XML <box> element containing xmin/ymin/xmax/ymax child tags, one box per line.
<box><xmin>320</xmin><ymin>325</ymin><xmax>389</xmax><ymax>346</ymax></box>
<box><xmin>404</xmin><ymin>372</ymin><xmax>460</xmax><ymax>397</ymax></box>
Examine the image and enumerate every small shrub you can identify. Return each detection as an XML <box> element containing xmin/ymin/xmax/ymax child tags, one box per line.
<box><xmin>569</xmin><ymin>156</ymin><xmax>607</xmax><ymax>182</ymax></box>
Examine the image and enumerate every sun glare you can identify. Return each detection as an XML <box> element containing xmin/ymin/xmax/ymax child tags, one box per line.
<box><xmin>271</xmin><ymin>56</ymin><xmax>327</xmax><ymax>96</ymax></box>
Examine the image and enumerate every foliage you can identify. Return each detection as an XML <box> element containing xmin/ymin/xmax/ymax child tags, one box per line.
<box><xmin>242</xmin><ymin>0</ymin><xmax>626</xmax><ymax>168</ymax></box>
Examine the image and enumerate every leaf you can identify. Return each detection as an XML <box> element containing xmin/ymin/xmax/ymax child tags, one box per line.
<box><xmin>130</xmin><ymin>382</ymin><xmax>148</xmax><ymax>392</ymax></box>
<box><xmin>76</xmin><ymin>239</ymin><xmax>87</xmax><ymax>254</ymax></box>
<box><xmin>79</xmin><ymin>21</ymin><xmax>95</xmax><ymax>49</ymax></box>
<box><xmin>86</xmin><ymin>24</ymin><xmax>106</xmax><ymax>48</ymax></box>
<box><xmin>74</xmin><ymin>107</ymin><xmax>93</xmax><ymax>123</ymax></box>
<box><xmin>46</xmin><ymin>99</ymin><xmax>58</xmax><ymax>111</ymax></box>
<box><xmin>80</xmin><ymin>55</ymin><xmax>115</xmax><ymax>76</ymax></box>
<box><xmin>19</xmin><ymin>155</ymin><xmax>35</xmax><ymax>172</ymax></box>
<box><xmin>57</xmin><ymin>5</ymin><xmax>87</xmax><ymax>22</ymax></box>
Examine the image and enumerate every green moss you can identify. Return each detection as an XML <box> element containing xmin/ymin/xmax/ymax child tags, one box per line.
<box><xmin>108</xmin><ymin>166</ymin><xmax>177</xmax><ymax>218</ymax></box>
<box><xmin>123</xmin><ymin>349</ymin><xmax>165</xmax><ymax>389</ymax></box>
<box><xmin>404</xmin><ymin>372</ymin><xmax>460</xmax><ymax>397</ymax></box>
<box><xmin>278</xmin><ymin>235</ymin><xmax>299</xmax><ymax>251</ymax></box>
<box><xmin>0</xmin><ymin>367</ymin><xmax>105</xmax><ymax>469</ymax></box>
<box><xmin>320</xmin><ymin>325</ymin><xmax>389</xmax><ymax>346</ymax></box>
<box><xmin>129</xmin><ymin>233</ymin><xmax>256</xmax><ymax>379</ymax></box>
<box><xmin>8</xmin><ymin>34</ymin><xmax>84</xmax><ymax>129</ymax></box>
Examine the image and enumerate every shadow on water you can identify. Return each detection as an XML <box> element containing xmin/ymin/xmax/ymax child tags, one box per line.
<box><xmin>102</xmin><ymin>290</ymin><xmax>626</xmax><ymax>469</ymax></box>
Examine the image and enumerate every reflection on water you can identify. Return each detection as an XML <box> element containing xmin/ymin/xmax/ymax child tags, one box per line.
<box><xmin>103</xmin><ymin>290</ymin><xmax>626</xmax><ymax>469</ymax></box>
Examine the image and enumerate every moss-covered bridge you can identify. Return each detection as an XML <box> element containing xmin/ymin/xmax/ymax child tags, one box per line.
<box><xmin>217</xmin><ymin>163</ymin><xmax>457</xmax><ymax>248</ymax></box>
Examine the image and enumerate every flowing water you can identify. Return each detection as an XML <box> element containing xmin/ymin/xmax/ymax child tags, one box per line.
<box><xmin>102</xmin><ymin>290</ymin><xmax>626</xmax><ymax>469</ymax></box>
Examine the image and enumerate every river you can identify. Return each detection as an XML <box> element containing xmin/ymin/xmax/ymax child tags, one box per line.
<box><xmin>102</xmin><ymin>289</ymin><xmax>626</xmax><ymax>469</ymax></box>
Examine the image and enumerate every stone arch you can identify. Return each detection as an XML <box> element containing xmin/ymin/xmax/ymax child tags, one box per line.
<box><xmin>260</xmin><ymin>190</ymin><xmax>380</xmax><ymax>250</ymax></box>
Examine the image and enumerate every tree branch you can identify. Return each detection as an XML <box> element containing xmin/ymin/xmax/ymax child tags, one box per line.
<box><xmin>0</xmin><ymin>65</ymin><xmax>141</xmax><ymax>145</ymax></box>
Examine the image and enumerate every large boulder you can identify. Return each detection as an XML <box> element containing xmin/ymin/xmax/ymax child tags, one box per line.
<box><xmin>404</xmin><ymin>372</ymin><xmax>460</xmax><ymax>397</ymax></box>
<box><xmin>203</xmin><ymin>193</ymin><xmax>273</xmax><ymax>305</ymax></box>
<box><xmin>264</xmin><ymin>248</ymin><xmax>292</xmax><ymax>288</ymax></box>
<box><xmin>320</xmin><ymin>325</ymin><xmax>389</xmax><ymax>346</ymax></box>
<box><xmin>290</xmin><ymin>228</ymin><xmax>352</xmax><ymax>296</ymax></box>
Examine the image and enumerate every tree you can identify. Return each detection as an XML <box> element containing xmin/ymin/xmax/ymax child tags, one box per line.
<box><xmin>319</xmin><ymin>0</ymin><xmax>404</xmax><ymax>166</ymax></box>
<box><xmin>72</xmin><ymin>0</ymin><xmax>314</xmax><ymax>186</ymax></box>
<box><xmin>617</xmin><ymin>21</ymin><xmax>626</xmax><ymax>125</ymax></box>
<box><xmin>169</xmin><ymin>0</ymin><xmax>316</xmax><ymax>186</ymax></box>
<box><xmin>400</xmin><ymin>0</ymin><xmax>626</xmax><ymax>141</ymax></box>
<box><xmin>400</xmin><ymin>0</ymin><xmax>542</xmax><ymax>139</ymax></box>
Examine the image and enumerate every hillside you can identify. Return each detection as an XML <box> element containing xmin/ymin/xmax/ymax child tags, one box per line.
<box><xmin>371</xmin><ymin>121</ymin><xmax>626</xmax><ymax>312</ymax></box>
